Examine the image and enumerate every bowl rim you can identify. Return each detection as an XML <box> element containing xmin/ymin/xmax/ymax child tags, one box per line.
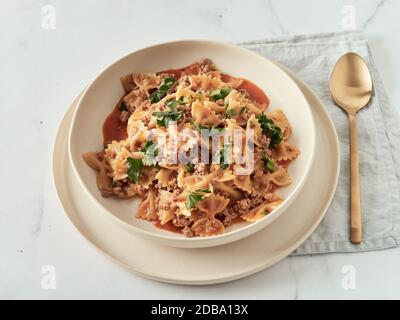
<box><xmin>68</xmin><ymin>39</ymin><xmax>316</xmax><ymax>245</ymax></box>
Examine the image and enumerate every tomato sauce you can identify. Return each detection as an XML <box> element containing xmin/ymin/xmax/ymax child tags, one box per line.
<box><xmin>221</xmin><ymin>73</ymin><xmax>269</xmax><ymax>106</ymax></box>
<box><xmin>102</xmin><ymin>99</ymin><xmax>128</xmax><ymax>145</ymax></box>
<box><xmin>153</xmin><ymin>220</ymin><xmax>181</xmax><ymax>234</ymax></box>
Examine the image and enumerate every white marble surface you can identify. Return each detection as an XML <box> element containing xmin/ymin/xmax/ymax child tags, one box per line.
<box><xmin>1</xmin><ymin>0</ymin><xmax>400</xmax><ymax>299</ymax></box>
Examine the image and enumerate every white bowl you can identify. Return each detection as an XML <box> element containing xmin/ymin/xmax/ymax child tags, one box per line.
<box><xmin>68</xmin><ymin>40</ymin><xmax>316</xmax><ymax>248</ymax></box>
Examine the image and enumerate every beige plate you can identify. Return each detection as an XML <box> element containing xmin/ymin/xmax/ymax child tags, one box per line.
<box><xmin>53</xmin><ymin>68</ymin><xmax>340</xmax><ymax>285</ymax></box>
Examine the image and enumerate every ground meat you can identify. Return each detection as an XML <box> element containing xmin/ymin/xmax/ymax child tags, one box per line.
<box><xmin>215</xmin><ymin>99</ymin><xmax>224</xmax><ymax>106</ymax></box>
<box><xmin>263</xmin><ymin>192</ymin><xmax>277</xmax><ymax>202</ymax></box>
<box><xmin>199</xmin><ymin>58</ymin><xmax>216</xmax><ymax>73</ymax></box>
<box><xmin>96</xmin><ymin>151</ymin><xmax>105</xmax><ymax>161</ymax></box>
<box><xmin>254</xmin><ymin>169</ymin><xmax>264</xmax><ymax>179</ymax></box>
<box><xmin>219</xmin><ymin>207</ymin><xmax>237</xmax><ymax>227</ymax></box>
<box><xmin>238</xmin><ymin>89</ymin><xmax>250</xmax><ymax>98</ymax></box>
<box><xmin>173</xmin><ymin>216</ymin><xmax>191</xmax><ymax>228</ymax></box>
<box><xmin>135</xmin><ymin>185</ymin><xmax>147</xmax><ymax>197</ymax></box>
<box><xmin>100</xmin><ymin>186</ymin><xmax>113</xmax><ymax>198</ymax></box>
<box><xmin>112</xmin><ymin>180</ymin><xmax>130</xmax><ymax>199</ymax></box>
<box><xmin>112</xmin><ymin>186</ymin><xmax>127</xmax><ymax>199</ymax></box>
<box><xmin>255</xmin><ymin>146</ymin><xmax>266</xmax><ymax>156</ymax></box>
<box><xmin>182</xmin><ymin>227</ymin><xmax>194</xmax><ymax>237</ymax></box>
<box><xmin>112</xmin><ymin>180</ymin><xmax>146</xmax><ymax>198</ymax></box>
<box><xmin>167</xmin><ymin>176</ymin><xmax>178</xmax><ymax>191</ymax></box>
<box><xmin>120</xmin><ymin>110</ymin><xmax>130</xmax><ymax>123</ymax></box>
<box><xmin>234</xmin><ymin>199</ymin><xmax>252</xmax><ymax>215</ymax></box>
<box><xmin>171</xmin><ymin>188</ymin><xmax>181</xmax><ymax>200</ymax></box>
<box><xmin>220</xmin><ymin>193</ymin><xmax>268</xmax><ymax>226</ymax></box>
<box><xmin>232</xmin><ymin>194</ymin><xmax>265</xmax><ymax>216</ymax></box>
<box><xmin>120</xmin><ymin>74</ymin><xmax>136</xmax><ymax>93</ymax></box>
<box><xmin>179</xmin><ymin>102</ymin><xmax>191</xmax><ymax>112</ymax></box>
<box><xmin>259</xmin><ymin>135</ymin><xmax>271</xmax><ymax>148</ymax></box>
<box><xmin>178</xmin><ymin>75</ymin><xmax>191</xmax><ymax>86</ymax></box>
<box><xmin>179</xmin><ymin>104</ymin><xmax>193</xmax><ymax>122</ymax></box>
<box><xmin>189</xmin><ymin>210</ymin><xmax>207</xmax><ymax>222</ymax></box>
<box><xmin>194</xmin><ymin>163</ymin><xmax>209</xmax><ymax>175</ymax></box>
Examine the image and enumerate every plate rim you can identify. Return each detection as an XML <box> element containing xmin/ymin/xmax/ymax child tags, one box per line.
<box><xmin>52</xmin><ymin>67</ymin><xmax>340</xmax><ymax>285</ymax></box>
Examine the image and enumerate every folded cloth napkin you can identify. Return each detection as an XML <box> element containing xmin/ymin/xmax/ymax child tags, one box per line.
<box><xmin>239</xmin><ymin>30</ymin><xmax>400</xmax><ymax>254</ymax></box>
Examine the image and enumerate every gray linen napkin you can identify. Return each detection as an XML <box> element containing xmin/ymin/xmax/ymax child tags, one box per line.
<box><xmin>239</xmin><ymin>30</ymin><xmax>400</xmax><ymax>254</ymax></box>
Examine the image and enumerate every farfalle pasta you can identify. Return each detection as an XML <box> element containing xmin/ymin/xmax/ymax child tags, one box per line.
<box><xmin>83</xmin><ymin>59</ymin><xmax>300</xmax><ymax>237</ymax></box>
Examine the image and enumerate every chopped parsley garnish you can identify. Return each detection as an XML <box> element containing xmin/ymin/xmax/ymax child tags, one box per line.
<box><xmin>224</xmin><ymin>107</ymin><xmax>236</xmax><ymax>119</ymax></box>
<box><xmin>218</xmin><ymin>148</ymin><xmax>229</xmax><ymax>169</ymax></box>
<box><xmin>210</xmin><ymin>87</ymin><xmax>232</xmax><ymax>101</ymax></box>
<box><xmin>140</xmin><ymin>141</ymin><xmax>158</xmax><ymax>166</ymax></box>
<box><xmin>127</xmin><ymin>157</ymin><xmax>143</xmax><ymax>183</ymax></box>
<box><xmin>196</xmin><ymin>90</ymin><xmax>205</xmax><ymax>99</ymax></box>
<box><xmin>166</xmin><ymin>96</ymin><xmax>185</xmax><ymax>109</ymax></box>
<box><xmin>257</xmin><ymin>113</ymin><xmax>283</xmax><ymax>149</ymax></box>
<box><xmin>190</xmin><ymin>121</ymin><xmax>208</xmax><ymax>131</ymax></box>
<box><xmin>140</xmin><ymin>141</ymin><xmax>154</xmax><ymax>152</ymax></box>
<box><xmin>150</xmin><ymin>77</ymin><xmax>176</xmax><ymax>103</ymax></box>
<box><xmin>187</xmin><ymin>162</ymin><xmax>194</xmax><ymax>173</ymax></box>
<box><xmin>190</xmin><ymin>120</ymin><xmax>225</xmax><ymax>136</ymax></box>
<box><xmin>152</xmin><ymin>102</ymin><xmax>184</xmax><ymax>128</ymax></box>
<box><xmin>262</xmin><ymin>154</ymin><xmax>276</xmax><ymax>172</ymax></box>
<box><xmin>119</xmin><ymin>100</ymin><xmax>128</xmax><ymax>112</ymax></box>
<box><xmin>186</xmin><ymin>189</ymin><xmax>211</xmax><ymax>210</ymax></box>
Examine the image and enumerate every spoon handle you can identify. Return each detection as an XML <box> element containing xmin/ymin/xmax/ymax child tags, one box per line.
<box><xmin>349</xmin><ymin>113</ymin><xmax>362</xmax><ymax>244</ymax></box>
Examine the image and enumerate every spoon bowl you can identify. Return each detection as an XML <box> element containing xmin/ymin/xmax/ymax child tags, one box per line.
<box><xmin>330</xmin><ymin>52</ymin><xmax>373</xmax><ymax>113</ymax></box>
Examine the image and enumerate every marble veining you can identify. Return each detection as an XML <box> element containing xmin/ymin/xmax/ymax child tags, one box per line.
<box><xmin>1</xmin><ymin>0</ymin><xmax>400</xmax><ymax>299</ymax></box>
<box><xmin>362</xmin><ymin>0</ymin><xmax>389</xmax><ymax>29</ymax></box>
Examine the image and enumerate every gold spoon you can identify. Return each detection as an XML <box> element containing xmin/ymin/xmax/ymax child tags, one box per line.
<box><xmin>330</xmin><ymin>52</ymin><xmax>373</xmax><ymax>244</ymax></box>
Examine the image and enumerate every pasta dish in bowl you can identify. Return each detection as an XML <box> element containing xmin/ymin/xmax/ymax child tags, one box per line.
<box><xmin>69</xmin><ymin>41</ymin><xmax>315</xmax><ymax>248</ymax></box>
<box><xmin>83</xmin><ymin>59</ymin><xmax>299</xmax><ymax>237</ymax></box>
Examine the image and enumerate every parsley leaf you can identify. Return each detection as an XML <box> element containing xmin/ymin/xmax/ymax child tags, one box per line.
<box><xmin>119</xmin><ymin>100</ymin><xmax>128</xmax><ymax>112</ymax></box>
<box><xmin>210</xmin><ymin>87</ymin><xmax>232</xmax><ymax>101</ymax></box>
<box><xmin>224</xmin><ymin>107</ymin><xmax>236</xmax><ymax>119</ymax></box>
<box><xmin>186</xmin><ymin>189</ymin><xmax>211</xmax><ymax>210</ymax></box>
<box><xmin>166</xmin><ymin>96</ymin><xmax>185</xmax><ymax>109</ymax></box>
<box><xmin>190</xmin><ymin>120</ymin><xmax>207</xmax><ymax>131</ymax></box>
<box><xmin>152</xmin><ymin>102</ymin><xmax>184</xmax><ymax>128</ymax></box>
<box><xmin>187</xmin><ymin>162</ymin><xmax>194</xmax><ymax>173</ymax></box>
<box><xmin>141</xmin><ymin>141</ymin><xmax>158</xmax><ymax>166</ymax></box>
<box><xmin>150</xmin><ymin>77</ymin><xmax>176</xmax><ymax>103</ymax></box>
<box><xmin>257</xmin><ymin>113</ymin><xmax>283</xmax><ymax>149</ymax></box>
<box><xmin>190</xmin><ymin>120</ymin><xmax>225</xmax><ymax>136</ymax></box>
<box><xmin>140</xmin><ymin>141</ymin><xmax>154</xmax><ymax>152</ymax></box>
<box><xmin>218</xmin><ymin>148</ymin><xmax>229</xmax><ymax>169</ymax></box>
<box><xmin>262</xmin><ymin>154</ymin><xmax>276</xmax><ymax>172</ymax></box>
<box><xmin>127</xmin><ymin>157</ymin><xmax>143</xmax><ymax>183</ymax></box>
